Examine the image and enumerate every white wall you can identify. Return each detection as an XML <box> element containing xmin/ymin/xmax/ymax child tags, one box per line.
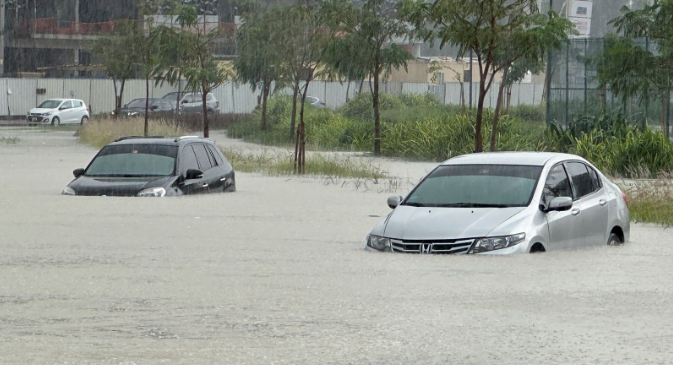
<box><xmin>0</xmin><ymin>78</ymin><xmax>546</xmax><ymax>117</ymax></box>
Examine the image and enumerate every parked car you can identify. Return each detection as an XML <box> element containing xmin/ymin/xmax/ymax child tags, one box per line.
<box><xmin>116</xmin><ymin>98</ymin><xmax>173</xmax><ymax>118</ymax></box>
<box><xmin>27</xmin><ymin>98</ymin><xmax>89</xmax><ymax>126</ymax></box>
<box><xmin>178</xmin><ymin>92</ymin><xmax>220</xmax><ymax>115</ymax></box>
<box><xmin>161</xmin><ymin>91</ymin><xmax>188</xmax><ymax>111</ymax></box>
<box><xmin>62</xmin><ymin>136</ymin><xmax>236</xmax><ymax>197</ymax></box>
<box><xmin>306</xmin><ymin>96</ymin><xmax>326</xmax><ymax>109</ymax></box>
<box><xmin>366</xmin><ymin>152</ymin><xmax>630</xmax><ymax>255</ymax></box>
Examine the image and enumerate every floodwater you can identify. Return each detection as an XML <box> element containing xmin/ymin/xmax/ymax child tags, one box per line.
<box><xmin>0</xmin><ymin>128</ymin><xmax>672</xmax><ymax>364</ymax></box>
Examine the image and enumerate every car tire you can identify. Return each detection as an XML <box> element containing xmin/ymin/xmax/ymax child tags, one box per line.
<box><xmin>81</xmin><ymin>116</ymin><xmax>89</xmax><ymax>125</ymax></box>
<box><xmin>51</xmin><ymin>117</ymin><xmax>60</xmax><ymax>127</ymax></box>
<box><xmin>607</xmin><ymin>232</ymin><xmax>623</xmax><ymax>246</ymax></box>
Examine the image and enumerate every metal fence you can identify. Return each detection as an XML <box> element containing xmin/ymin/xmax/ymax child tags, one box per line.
<box><xmin>0</xmin><ymin>77</ymin><xmax>545</xmax><ymax>118</ymax></box>
<box><xmin>547</xmin><ymin>38</ymin><xmax>670</xmax><ymax>133</ymax></box>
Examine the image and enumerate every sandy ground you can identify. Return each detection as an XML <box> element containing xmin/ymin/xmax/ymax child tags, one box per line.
<box><xmin>1</xmin><ymin>128</ymin><xmax>672</xmax><ymax>364</ymax></box>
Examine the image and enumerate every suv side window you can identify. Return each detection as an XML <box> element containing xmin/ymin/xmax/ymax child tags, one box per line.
<box><xmin>193</xmin><ymin>143</ymin><xmax>213</xmax><ymax>171</ymax></box>
<box><xmin>543</xmin><ymin>164</ymin><xmax>573</xmax><ymax>206</ymax></box>
<box><xmin>180</xmin><ymin>145</ymin><xmax>200</xmax><ymax>175</ymax></box>
<box><xmin>206</xmin><ymin>144</ymin><xmax>224</xmax><ymax>166</ymax></box>
<box><xmin>566</xmin><ymin>162</ymin><xmax>593</xmax><ymax>199</ymax></box>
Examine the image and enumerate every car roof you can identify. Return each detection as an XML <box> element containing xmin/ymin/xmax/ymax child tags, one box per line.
<box><xmin>442</xmin><ymin>152</ymin><xmax>586</xmax><ymax>167</ymax></box>
<box><xmin>108</xmin><ymin>136</ymin><xmax>213</xmax><ymax>147</ymax></box>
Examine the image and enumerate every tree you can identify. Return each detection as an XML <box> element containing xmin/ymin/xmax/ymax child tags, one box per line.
<box><xmin>325</xmin><ymin>0</ymin><xmax>413</xmax><ymax>155</ymax></box>
<box><xmin>136</xmin><ymin>22</ymin><xmax>162</xmax><ymax>137</ymax></box>
<box><xmin>598</xmin><ymin>1</ymin><xmax>673</xmax><ymax>134</ymax></box>
<box><xmin>90</xmin><ymin>20</ymin><xmax>140</xmax><ymax>119</ymax></box>
<box><xmin>160</xmin><ymin>6</ymin><xmax>233</xmax><ymax>138</ymax></box>
<box><xmin>280</xmin><ymin>3</ymin><xmax>338</xmax><ymax>174</ymax></box>
<box><xmin>234</xmin><ymin>7</ymin><xmax>285</xmax><ymax>131</ymax></box>
<box><xmin>403</xmin><ymin>0</ymin><xmax>573</xmax><ymax>152</ymax></box>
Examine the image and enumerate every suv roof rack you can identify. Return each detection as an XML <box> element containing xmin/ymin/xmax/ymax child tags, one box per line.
<box><xmin>113</xmin><ymin>136</ymin><xmax>165</xmax><ymax>142</ymax></box>
<box><xmin>174</xmin><ymin>135</ymin><xmax>200</xmax><ymax>142</ymax></box>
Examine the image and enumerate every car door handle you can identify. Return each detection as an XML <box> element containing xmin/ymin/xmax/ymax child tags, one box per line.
<box><xmin>202</xmin><ymin>183</ymin><xmax>209</xmax><ymax>188</ymax></box>
<box><xmin>571</xmin><ymin>208</ymin><xmax>581</xmax><ymax>216</ymax></box>
<box><xmin>599</xmin><ymin>199</ymin><xmax>607</xmax><ymax>206</ymax></box>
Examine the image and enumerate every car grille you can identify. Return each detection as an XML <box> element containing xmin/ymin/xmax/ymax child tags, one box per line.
<box><xmin>390</xmin><ymin>239</ymin><xmax>474</xmax><ymax>254</ymax></box>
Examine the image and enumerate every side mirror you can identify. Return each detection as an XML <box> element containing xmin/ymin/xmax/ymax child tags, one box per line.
<box><xmin>387</xmin><ymin>195</ymin><xmax>403</xmax><ymax>209</ymax></box>
<box><xmin>185</xmin><ymin>169</ymin><xmax>203</xmax><ymax>180</ymax></box>
<box><xmin>59</xmin><ymin>106</ymin><xmax>67</xmax><ymax>110</ymax></box>
<box><xmin>546</xmin><ymin>197</ymin><xmax>573</xmax><ymax>212</ymax></box>
<box><xmin>151</xmin><ymin>105</ymin><xmax>159</xmax><ymax>110</ymax></box>
<box><xmin>73</xmin><ymin>168</ymin><xmax>85</xmax><ymax>178</ymax></box>
<box><xmin>123</xmin><ymin>104</ymin><xmax>127</xmax><ymax>108</ymax></box>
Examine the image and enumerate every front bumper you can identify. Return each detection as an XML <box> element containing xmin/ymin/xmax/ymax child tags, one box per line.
<box><xmin>27</xmin><ymin>116</ymin><xmax>51</xmax><ymax>123</ymax></box>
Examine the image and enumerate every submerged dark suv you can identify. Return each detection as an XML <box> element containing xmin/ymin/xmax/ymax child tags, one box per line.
<box><xmin>63</xmin><ymin>136</ymin><xmax>235</xmax><ymax>197</ymax></box>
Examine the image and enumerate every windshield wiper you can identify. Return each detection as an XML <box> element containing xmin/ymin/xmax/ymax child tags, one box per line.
<box><xmin>435</xmin><ymin>203</ymin><xmax>514</xmax><ymax>208</ymax></box>
<box><xmin>402</xmin><ymin>202</ymin><xmax>426</xmax><ymax>207</ymax></box>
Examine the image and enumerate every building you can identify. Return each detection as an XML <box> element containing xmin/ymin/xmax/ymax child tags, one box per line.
<box><xmin>0</xmin><ymin>0</ymin><xmax>240</xmax><ymax>77</ymax></box>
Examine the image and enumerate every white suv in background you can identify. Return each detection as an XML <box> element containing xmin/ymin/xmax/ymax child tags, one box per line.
<box><xmin>178</xmin><ymin>93</ymin><xmax>220</xmax><ymax>115</ymax></box>
<box><xmin>27</xmin><ymin>99</ymin><xmax>90</xmax><ymax>126</ymax></box>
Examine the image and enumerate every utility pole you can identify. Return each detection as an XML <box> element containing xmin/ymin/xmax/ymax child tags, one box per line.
<box><xmin>545</xmin><ymin>0</ymin><xmax>553</xmax><ymax>124</ymax></box>
<box><xmin>0</xmin><ymin>0</ymin><xmax>5</xmax><ymax>75</ymax></box>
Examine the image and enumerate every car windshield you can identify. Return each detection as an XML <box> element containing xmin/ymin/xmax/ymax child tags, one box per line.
<box><xmin>403</xmin><ymin>164</ymin><xmax>543</xmax><ymax>208</ymax></box>
<box><xmin>162</xmin><ymin>92</ymin><xmax>182</xmax><ymax>99</ymax></box>
<box><xmin>85</xmin><ymin>144</ymin><xmax>178</xmax><ymax>177</ymax></box>
<box><xmin>38</xmin><ymin>100</ymin><xmax>62</xmax><ymax>109</ymax></box>
<box><xmin>126</xmin><ymin>99</ymin><xmax>150</xmax><ymax>108</ymax></box>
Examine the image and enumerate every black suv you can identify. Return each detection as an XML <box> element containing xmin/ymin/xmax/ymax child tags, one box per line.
<box><xmin>63</xmin><ymin>136</ymin><xmax>235</xmax><ymax>197</ymax></box>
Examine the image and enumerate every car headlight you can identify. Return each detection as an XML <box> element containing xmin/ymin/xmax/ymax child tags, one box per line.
<box><xmin>62</xmin><ymin>187</ymin><xmax>76</xmax><ymax>196</ymax></box>
<box><xmin>367</xmin><ymin>235</ymin><xmax>391</xmax><ymax>251</ymax></box>
<box><xmin>44</xmin><ymin>111</ymin><xmax>53</xmax><ymax>116</ymax></box>
<box><xmin>471</xmin><ymin>233</ymin><xmax>526</xmax><ymax>253</ymax></box>
<box><xmin>137</xmin><ymin>187</ymin><xmax>166</xmax><ymax>197</ymax></box>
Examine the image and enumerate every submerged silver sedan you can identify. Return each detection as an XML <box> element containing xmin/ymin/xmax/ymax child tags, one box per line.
<box><xmin>366</xmin><ymin>152</ymin><xmax>630</xmax><ymax>254</ymax></box>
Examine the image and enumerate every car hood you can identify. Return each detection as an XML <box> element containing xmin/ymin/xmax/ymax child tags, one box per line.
<box><xmin>383</xmin><ymin>205</ymin><xmax>526</xmax><ymax>240</ymax></box>
<box><xmin>68</xmin><ymin>175</ymin><xmax>176</xmax><ymax>197</ymax></box>
<box><xmin>30</xmin><ymin>108</ymin><xmax>56</xmax><ymax>114</ymax></box>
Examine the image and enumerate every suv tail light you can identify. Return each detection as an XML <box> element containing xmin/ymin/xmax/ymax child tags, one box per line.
<box><xmin>622</xmin><ymin>191</ymin><xmax>628</xmax><ymax>207</ymax></box>
<box><xmin>216</xmin><ymin>101</ymin><xmax>220</xmax><ymax>109</ymax></box>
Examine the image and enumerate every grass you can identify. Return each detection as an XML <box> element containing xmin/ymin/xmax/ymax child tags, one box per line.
<box><xmin>79</xmin><ymin>117</ymin><xmax>189</xmax><ymax>148</ymax></box>
<box><xmin>0</xmin><ymin>136</ymin><xmax>19</xmax><ymax>144</ymax></box>
<box><xmin>220</xmin><ymin>146</ymin><xmax>387</xmax><ymax>179</ymax></box>
<box><xmin>620</xmin><ymin>178</ymin><xmax>673</xmax><ymax>227</ymax></box>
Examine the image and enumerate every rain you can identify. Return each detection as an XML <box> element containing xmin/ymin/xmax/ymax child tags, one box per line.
<box><xmin>1</xmin><ymin>0</ymin><xmax>673</xmax><ymax>364</ymax></box>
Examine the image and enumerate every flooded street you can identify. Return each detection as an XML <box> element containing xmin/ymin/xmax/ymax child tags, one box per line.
<box><xmin>1</xmin><ymin>129</ymin><xmax>672</xmax><ymax>364</ymax></box>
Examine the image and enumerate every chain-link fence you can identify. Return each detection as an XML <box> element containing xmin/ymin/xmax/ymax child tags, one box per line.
<box><xmin>547</xmin><ymin>37</ymin><xmax>671</xmax><ymax>135</ymax></box>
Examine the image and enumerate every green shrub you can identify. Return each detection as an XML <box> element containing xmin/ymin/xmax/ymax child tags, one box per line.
<box><xmin>79</xmin><ymin>117</ymin><xmax>188</xmax><ymax>148</ymax></box>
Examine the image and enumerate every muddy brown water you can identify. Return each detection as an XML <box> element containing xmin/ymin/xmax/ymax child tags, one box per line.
<box><xmin>0</xmin><ymin>129</ymin><xmax>671</xmax><ymax>364</ymax></box>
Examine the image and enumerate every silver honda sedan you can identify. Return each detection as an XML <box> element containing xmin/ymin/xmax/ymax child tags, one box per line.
<box><xmin>366</xmin><ymin>152</ymin><xmax>630</xmax><ymax>254</ymax></box>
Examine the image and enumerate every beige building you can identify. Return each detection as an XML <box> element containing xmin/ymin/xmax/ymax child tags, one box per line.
<box><xmin>389</xmin><ymin>57</ymin><xmax>546</xmax><ymax>85</ymax></box>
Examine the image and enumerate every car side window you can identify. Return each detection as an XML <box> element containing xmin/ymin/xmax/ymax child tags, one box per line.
<box><xmin>206</xmin><ymin>144</ymin><xmax>224</xmax><ymax>166</ymax></box>
<box><xmin>193</xmin><ymin>143</ymin><xmax>213</xmax><ymax>171</ymax></box>
<box><xmin>543</xmin><ymin>164</ymin><xmax>573</xmax><ymax>206</ymax></box>
<box><xmin>61</xmin><ymin>101</ymin><xmax>72</xmax><ymax>109</ymax></box>
<box><xmin>587</xmin><ymin>165</ymin><xmax>602</xmax><ymax>192</ymax></box>
<box><xmin>180</xmin><ymin>145</ymin><xmax>200</xmax><ymax>174</ymax></box>
<box><xmin>566</xmin><ymin>162</ymin><xmax>594</xmax><ymax>199</ymax></box>
<box><xmin>206</xmin><ymin>94</ymin><xmax>214</xmax><ymax>101</ymax></box>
